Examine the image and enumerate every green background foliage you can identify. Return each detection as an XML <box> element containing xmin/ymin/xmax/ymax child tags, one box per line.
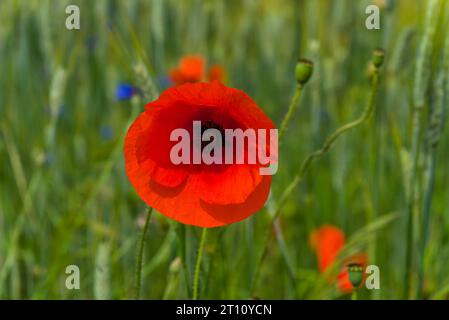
<box><xmin>0</xmin><ymin>0</ymin><xmax>448</xmax><ymax>299</ymax></box>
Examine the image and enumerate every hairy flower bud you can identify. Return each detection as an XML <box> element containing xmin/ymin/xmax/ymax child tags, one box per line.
<box><xmin>372</xmin><ymin>48</ymin><xmax>385</xmax><ymax>68</ymax></box>
<box><xmin>295</xmin><ymin>59</ymin><xmax>314</xmax><ymax>85</ymax></box>
<box><xmin>347</xmin><ymin>263</ymin><xmax>364</xmax><ymax>289</ymax></box>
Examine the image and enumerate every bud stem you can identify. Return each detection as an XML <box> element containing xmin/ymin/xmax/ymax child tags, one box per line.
<box><xmin>135</xmin><ymin>207</ymin><xmax>153</xmax><ymax>299</ymax></box>
<box><xmin>279</xmin><ymin>84</ymin><xmax>303</xmax><ymax>141</ymax></box>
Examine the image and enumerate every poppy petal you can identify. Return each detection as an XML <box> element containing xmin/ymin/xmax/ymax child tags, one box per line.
<box><xmin>310</xmin><ymin>225</ymin><xmax>346</xmax><ymax>273</ymax></box>
<box><xmin>198</xmin><ymin>164</ymin><xmax>263</xmax><ymax>205</ymax></box>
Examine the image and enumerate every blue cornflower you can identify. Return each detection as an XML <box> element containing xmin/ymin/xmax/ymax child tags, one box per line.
<box><xmin>116</xmin><ymin>83</ymin><xmax>135</xmax><ymax>101</ymax></box>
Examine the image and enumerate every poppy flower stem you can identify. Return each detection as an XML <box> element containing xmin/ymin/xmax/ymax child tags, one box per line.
<box><xmin>178</xmin><ymin>224</ymin><xmax>192</xmax><ymax>298</ymax></box>
<box><xmin>251</xmin><ymin>53</ymin><xmax>382</xmax><ymax>296</ymax></box>
<box><xmin>278</xmin><ymin>84</ymin><xmax>303</xmax><ymax>141</ymax></box>
<box><xmin>193</xmin><ymin>228</ymin><xmax>208</xmax><ymax>300</ymax></box>
<box><xmin>134</xmin><ymin>207</ymin><xmax>153</xmax><ymax>300</ymax></box>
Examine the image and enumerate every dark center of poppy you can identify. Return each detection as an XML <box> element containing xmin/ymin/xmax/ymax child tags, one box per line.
<box><xmin>201</xmin><ymin>120</ymin><xmax>226</xmax><ymax>151</ymax></box>
<box><xmin>202</xmin><ymin>120</ymin><xmax>224</xmax><ymax>133</ymax></box>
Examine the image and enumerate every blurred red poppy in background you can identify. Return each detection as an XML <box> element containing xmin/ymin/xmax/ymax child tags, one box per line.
<box><xmin>124</xmin><ymin>81</ymin><xmax>275</xmax><ymax>227</ymax></box>
<box><xmin>208</xmin><ymin>64</ymin><xmax>226</xmax><ymax>83</ymax></box>
<box><xmin>310</xmin><ymin>225</ymin><xmax>345</xmax><ymax>273</ymax></box>
<box><xmin>169</xmin><ymin>55</ymin><xmax>205</xmax><ymax>85</ymax></box>
<box><xmin>169</xmin><ymin>55</ymin><xmax>225</xmax><ymax>85</ymax></box>
<box><xmin>310</xmin><ymin>225</ymin><xmax>368</xmax><ymax>293</ymax></box>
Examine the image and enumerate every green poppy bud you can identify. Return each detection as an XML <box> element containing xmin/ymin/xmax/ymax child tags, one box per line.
<box><xmin>372</xmin><ymin>48</ymin><xmax>385</xmax><ymax>68</ymax></box>
<box><xmin>347</xmin><ymin>263</ymin><xmax>364</xmax><ymax>289</ymax></box>
<box><xmin>295</xmin><ymin>59</ymin><xmax>313</xmax><ymax>85</ymax></box>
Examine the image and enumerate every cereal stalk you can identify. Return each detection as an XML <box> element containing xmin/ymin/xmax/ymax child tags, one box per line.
<box><xmin>416</xmin><ymin>14</ymin><xmax>449</xmax><ymax>297</ymax></box>
<box><xmin>404</xmin><ymin>0</ymin><xmax>439</xmax><ymax>299</ymax></box>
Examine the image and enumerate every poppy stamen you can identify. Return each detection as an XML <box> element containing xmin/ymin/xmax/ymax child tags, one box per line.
<box><xmin>201</xmin><ymin>120</ymin><xmax>226</xmax><ymax>151</ymax></box>
<box><xmin>202</xmin><ymin>120</ymin><xmax>224</xmax><ymax>133</ymax></box>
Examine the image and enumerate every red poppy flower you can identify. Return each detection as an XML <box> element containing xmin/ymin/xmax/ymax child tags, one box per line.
<box><xmin>310</xmin><ymin>225</ymin><xmax>345</xmax><ymax>273</ymax></box>
<box><xmin>208</xmin><ymin>64</ymin><xmax>226</xmax><ymax>83</ymax></box>
<box><xmin>310</xmin><ymin>225</ymin><xmax>368</xmax><ymax>293</ymax></box>
<box><xmin>169</xmin><ymin>55</ymin><xmax>205</xmax><ymax>85</ymax></box>
<box><xmin>124</xmin><ymin>81</ymin><xmax>275</xmax><ymax>227</ymax></box>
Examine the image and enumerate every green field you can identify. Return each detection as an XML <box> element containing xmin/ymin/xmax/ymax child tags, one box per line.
<box><xmin>1</xmin><ymin>0</ymin><xmax>449</xmax><ymax>300</ymax></box>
